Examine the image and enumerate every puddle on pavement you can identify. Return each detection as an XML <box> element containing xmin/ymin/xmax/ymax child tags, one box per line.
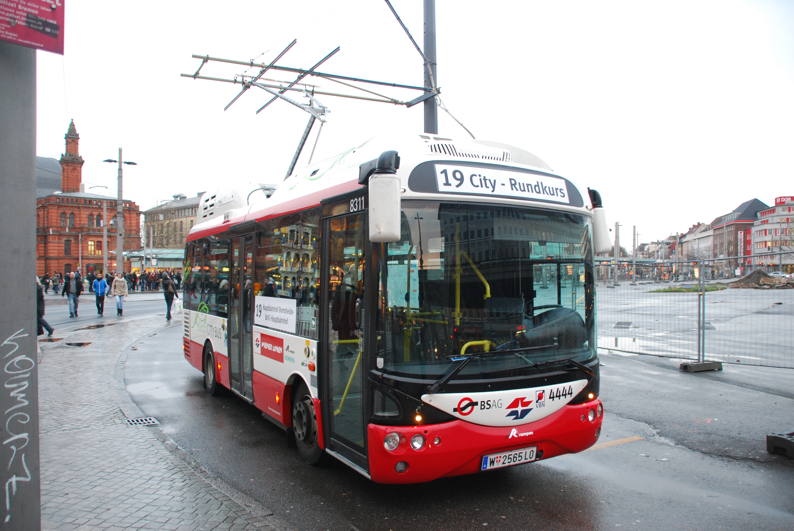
<box><xmin>39</xmin><ymin>337</ymin><xmax>63</xmax><ymax>343</ymax></box>
<box><xmin>65</xmin><ymin>342</ymin><xmax>92</xmax><ymax>347</ymax></box>
<box><xmin>76</xmin><ymin>323</ymin><xmax>118</xmax><ymax>331</ymax></box>
<box><xmin>127</xmin><ymin>381</ymin><xmax>183</xmax><ymax>400</ymax></box>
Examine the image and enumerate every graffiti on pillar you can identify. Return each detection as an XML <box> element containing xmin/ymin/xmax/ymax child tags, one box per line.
<box><xmin>2</xmin><ymin>328</ymin><xmax>34</xmax><ymax>524</ymax></box>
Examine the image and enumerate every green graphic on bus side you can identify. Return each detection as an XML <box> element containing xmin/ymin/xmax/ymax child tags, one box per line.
<box><xmin>192</xmin><ymin>302</ymin><xmax>209</xmax><ymax>333</ymax></box>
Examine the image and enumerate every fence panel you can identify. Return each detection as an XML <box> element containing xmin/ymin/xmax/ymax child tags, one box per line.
<box><xmin>595</xmin><ymin>256</ymin><xmax>794</xmax><ymax>368</ymax></box>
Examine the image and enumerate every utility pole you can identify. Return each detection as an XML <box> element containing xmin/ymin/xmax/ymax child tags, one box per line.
<box><xmin>423</xmin><ymin>0</ymin><xmax>438</xmax><ymax>134</ymax></box>
<box><xmin>103</xmin><ymin>200</ymin><xmax>108</xmax><ymax>276</ymax></box>
<box><xmin>613</xmin><ymin>222</ymin><xmax>621</xmax><ymax>285</ymax></box>
<box><xmin>104</xmin><ymin>149</ymin><xmax>136</xmax><ymax>274</ymax></box>
<box><xmin>149</xmin><ymin>225</ymin><xmax>153</xmax><ymax>270</ymax></box>
<box><xmin>632</xmin><ymin>226</ymin><xmax>637</xmax><ymax>284</ymax></box>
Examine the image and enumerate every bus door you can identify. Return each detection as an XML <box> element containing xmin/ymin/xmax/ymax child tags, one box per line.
<box><xmin>321</xmin><ymin>208</ymin><xmax>369</xmax><ymax>471</ymax></box>
<box><xmin>229</xmin><ymin>234</ymin><xmax>254</xmax><ymax>400</ymax></box>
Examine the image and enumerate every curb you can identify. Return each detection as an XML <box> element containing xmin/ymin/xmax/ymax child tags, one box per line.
<box><xmin>111</xmin><ymin>319</ymin><xmax>298</xmax><ymax>531</ymax></box>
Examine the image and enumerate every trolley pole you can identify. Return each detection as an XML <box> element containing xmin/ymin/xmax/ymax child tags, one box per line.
<box><xmin>423</xmin><ymin>0</ymin><xmax>438</xmax><ymax>134</ymax></box>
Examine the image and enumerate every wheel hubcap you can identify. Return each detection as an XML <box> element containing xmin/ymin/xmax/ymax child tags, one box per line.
<box><xmin>293</xmin><ymin>401</ymin><xmax>308</xmax><ymax>441</ymax></box>
<box><xmin>205</xmin><ymin>355</ymin><xmax>214</xmax><ymax>386</ymax></box>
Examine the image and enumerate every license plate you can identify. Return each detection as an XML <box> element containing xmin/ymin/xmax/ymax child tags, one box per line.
<box><xmin>481</xmin><ymin>446</ymin><xmax>537</xmax><ymax>471</ymax></box>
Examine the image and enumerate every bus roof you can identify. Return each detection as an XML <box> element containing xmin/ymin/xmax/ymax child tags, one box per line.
<box><xmin>187</xmin><ymin>133</ymin><xmax>591</xmax><ymax>242</ymax></box>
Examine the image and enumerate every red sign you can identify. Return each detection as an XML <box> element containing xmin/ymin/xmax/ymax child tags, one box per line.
<box><xmin>0</xmin><ymin>1</ymin><xmax>64</xmax><ymax>55</ymax></box>
<box><xmin>775</xmin><ymin>196</ymin><xmax>794</xmax><ymax>206</ymax></box>
<box><xmin>259</xmin><ymin>333</ymin><xmax>284</xmax><ymax>363</ymax></box>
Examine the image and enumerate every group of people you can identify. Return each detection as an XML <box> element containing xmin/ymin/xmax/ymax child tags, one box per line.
<box><xmin>36</xmin><ymin>268</ymin><xmax>181</xmax><ymax>336</ymax></box>
<box><xmin>59</xmin><ymin>270</ymin><xmax>130</xmax><ymax>318</ymax></box>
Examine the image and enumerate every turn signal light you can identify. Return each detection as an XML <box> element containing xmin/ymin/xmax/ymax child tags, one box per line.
<box><xmin>276</xmin><ymin>392</ymin><xmax>280</xmax><ymax>405</ymax></box>
<box><xmin>308</xmin><ymin>362</ymin><xmax>316</xmax><ymax>372</ymax></box>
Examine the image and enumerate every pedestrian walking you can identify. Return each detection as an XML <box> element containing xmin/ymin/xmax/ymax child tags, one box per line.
<box><xmin>61</xmin><ymin>271</ymin><xmax>83</xmax><ymax>317</ymax></box>
<box><xmin>87</xmin><ymin>270</ymin><xmax>96</xmax><ymax>292</ymax></box>
<box><xmin>93</xmin><ymin>274</ymin><xmax>108</xmax><ymax>317</ymax></box>
<box><xmin>52</xmin><ymin>273</ymin><xmax>61</xmax><ymax>294</ymax></box>
<box><xmin>42</xmin><ymin>273</ymin><xmax>50</xmax><ymax>294</ymax></box>
<box><xmin>37</xmin><ymin>278</ymin><xmax>54</xmax><ymax>337</ymax></box>
<box><xmin>110</xmin><ymin>272</ymin><xmax>128</xmax><ymax>316</ymax></box>
<box><xmin>163</xmin><ymin>273</ymin><xmax>178</xmax><ymax>321</ymax></box>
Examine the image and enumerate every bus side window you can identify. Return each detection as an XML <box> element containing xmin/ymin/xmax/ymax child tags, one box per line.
<box><xmin>254</xmin><ymin>221</ymin><xmax>280</xmax><ymax>298</ymax></box>
<box><xmin>205</xmin><ymin>241</ymin><xmax>229</xmax><ymax>316</ymax></box>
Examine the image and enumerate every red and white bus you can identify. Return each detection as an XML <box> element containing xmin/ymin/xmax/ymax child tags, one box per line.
<box><xmin>182</xmin><ymin>133</ymin><xmax>611</xmax><ymax>484</ymax></box>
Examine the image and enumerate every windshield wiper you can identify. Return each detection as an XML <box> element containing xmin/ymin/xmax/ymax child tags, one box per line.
<box><xmin>531</xmin><ymin>356</ymin><xmax>596</xmax><ymax>378</ymax></box>
<box><xmin>426</xmin><ymin>350</ymin><xmax>594</xmax><ymax>395</ymax></box>
<box><xmin>426</xmin><ymin>343</ymin><xmax>556</xmax><ymax>395</ymax></box>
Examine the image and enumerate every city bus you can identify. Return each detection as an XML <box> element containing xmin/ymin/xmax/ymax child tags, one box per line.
<box><xmin>182</xmin><ymin>133</ymin><xmax>611</xmax><ymax>484</ymax></box>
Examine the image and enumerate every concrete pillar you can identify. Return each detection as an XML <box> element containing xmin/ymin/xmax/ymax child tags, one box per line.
<box><xmin>0</xmin><ymin>41</ymin><xmax>41</xmax><ymax>529</ymax></box>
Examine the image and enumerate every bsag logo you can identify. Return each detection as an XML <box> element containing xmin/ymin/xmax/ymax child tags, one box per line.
<box><xmin>453</xmin><ymin>397</ymin><xmax>503</xmax><ymax>416</ymax></box>
<box><xmin>454</xmin><ymin>397</ymin><xmax>476</xmax><ymax>416</ymax></box>
<box><xmin>535</xmin><ymin>390</ymin><xmax>546</xmax><ymax>408</ymax></box>
<box><xmin>505</xmin><ymin>397</ymin><xmax>533</xmax><ymax>421</ymax></box>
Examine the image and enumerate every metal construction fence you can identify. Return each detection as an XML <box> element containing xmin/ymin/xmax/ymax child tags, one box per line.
<box><xmin>595</xmin><ymin>254</ymin><xmax>794</xmax><ymax>369</ymax></box>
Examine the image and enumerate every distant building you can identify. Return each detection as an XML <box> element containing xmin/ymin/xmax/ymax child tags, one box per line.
<box><xmin>143</xmin><ymin>193</ymin><xmax>202</xmax><ymax>249</ymax></box>
<box><xmin>680</xmin><ymin>223</ymin><xmax>712</xmax><ymax>262</ymax></box>
<box><xmin>36</xmin><ymin>120</ymin><xmax>142</xmax><ymax>276</ymax></box>
<box><xmin>750</xmin><ymin>196</ymin><xmax>794</xmax><ymax>273</ymax></box>
<box><xmin>710</xmin><ymin>199</ymin><xmax>768</xmax><ymax>276</ymax></box>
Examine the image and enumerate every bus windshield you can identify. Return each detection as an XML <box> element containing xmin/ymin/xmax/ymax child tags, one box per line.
<box><xmin>375</xmin><ymin>201</ymin><xmax>595</xmax><ymax>380</ymax></box>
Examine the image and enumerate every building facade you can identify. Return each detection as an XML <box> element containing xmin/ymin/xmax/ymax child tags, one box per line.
<box><xmin>143</xmin><ymin>193</ymin><xmax>202</xmax><ymax>249</ymax></box>
<box><xmin>750</xmin><ymin>196</ymin><xmax>794</xmax><ymax>273</ymax></box>
<box><xmin>709</xmin><ymin>199</ymin><xmax>768</xmax><ymax>276</ymax></box>
<box><xmin>36</xmin><ymin>121</ymin><xmax>142</xmax><ymax>276</ymax></box>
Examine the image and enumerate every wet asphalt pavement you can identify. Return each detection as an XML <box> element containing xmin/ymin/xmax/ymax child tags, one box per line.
<box><xmin>120</xmin><ymin>317</ymin><xmax>794</xmax><ymax>531</ymax></box>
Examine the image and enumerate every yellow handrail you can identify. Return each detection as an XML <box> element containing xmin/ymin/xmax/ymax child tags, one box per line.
<box><xmin>455</xmin><ymin>224</ymin><xmax>461</xmax><ymax>325</ymax></box>
<box><xmin>460</xmin><ymin>340</ymin><xmax>496</xmax><ymax>356</ymax></box>
<box><xmin>334</xmin><ymin>349</ymin><xmax>362</xmax><ymax>416</ymax></box>
<box><xmin>462</xmin><ymin>251</ymin><xmax>491</xmax><ymax>300</ymax></box>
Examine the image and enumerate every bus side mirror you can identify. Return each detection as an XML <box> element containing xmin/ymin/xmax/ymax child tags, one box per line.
<box><xmin>588</xmin><ymin>188</ymin><xmax>612</xmax><ymax>254</ymax></box>
<box><xmin>369</xmin><ymin>173</ymin><xmax>401</xmax><ymax>242</ymax></box>
<box><xmin>361</xmin><ymin>150</ymin><xmax>401</xmax><ymax>243</ymax></box>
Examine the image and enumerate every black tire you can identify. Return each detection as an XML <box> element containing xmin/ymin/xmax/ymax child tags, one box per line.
<box><xmin>292</xmin><ymin>382</ymin><xmax>324</xmax><ymax>464</ymax></box>
<box><xmin>204</xmin><ymin>344</ymin><xmax>222</xmax><ymax>396</ymax></box>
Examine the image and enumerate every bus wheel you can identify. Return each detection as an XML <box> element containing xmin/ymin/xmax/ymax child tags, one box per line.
<box><xmin>292</xmin><ymin>382</ymin><xmax>323</xmax><ymax>464</ymax></box>
<box><xmin>204</xmin><ymin>344</ymin><xmax>221</xmax><ymax>396</ymax></box>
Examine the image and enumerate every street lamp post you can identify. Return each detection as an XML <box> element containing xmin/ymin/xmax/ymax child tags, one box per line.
<box><xmin>89</xmin><ymin>185</ymin><xmax>109</xmax><ymax>276</ymax></box>
<box><xmin>104</xmin><ymin>148</ymin><xmax>137</xmax><ymax>274</ymax></box>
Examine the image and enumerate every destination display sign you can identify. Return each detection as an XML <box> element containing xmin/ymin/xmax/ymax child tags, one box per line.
<box><xmin>433</xmin><ymin>164</ymin><xmax>570</xmax><ymax>205</ymax></box>
<box><xmin>254</xmin><ymin>296</ymin><xmax>296</xmax><ymax>334</ymax></box>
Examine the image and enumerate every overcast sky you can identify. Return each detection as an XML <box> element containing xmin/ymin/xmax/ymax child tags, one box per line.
<box><xmin>35</xmin><ymin>0</ymin><xmax>794</xmax><ymax>246</ymax></box>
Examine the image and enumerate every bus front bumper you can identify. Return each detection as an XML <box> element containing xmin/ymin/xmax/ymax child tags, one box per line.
<box><xmin>366</xmin><ymin>399</ymin><xmax>602</xmax><ymax>484</ymax></box>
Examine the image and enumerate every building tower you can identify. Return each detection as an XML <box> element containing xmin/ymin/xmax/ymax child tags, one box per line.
<box><xmin>59</xmin><ymin>119</ymin><xmax>84</xmax><ymax>193</ymax></box>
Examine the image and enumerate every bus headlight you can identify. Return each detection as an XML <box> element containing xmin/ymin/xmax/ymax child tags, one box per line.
<box><xmin>597</xmin><ymin>403</ymin><xmax>603</xmax><ymax>417</ymax></box>
<box><xmin>410</xmin><ymin>434</ymin><xmax>425</xmax><ymax>450</ymax></box>
<box><xmin>384</xmin><ymin>432</ymin><xmax>401</xmax><ymax>451</ymax></box>
<box><xmin>588</xmin><ymin>409</ymin><xmax>596</xmax><ymax>422</ymax></box>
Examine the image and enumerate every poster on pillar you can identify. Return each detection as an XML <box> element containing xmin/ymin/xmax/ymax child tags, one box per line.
<box><xmin>0</xmin><ymin>1</ymin><xmax>65</xmax><ymax>55</ymax></box>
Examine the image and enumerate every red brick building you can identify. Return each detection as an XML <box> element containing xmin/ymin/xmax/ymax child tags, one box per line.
<box><xmin>36</xmin><ymin>121</ymin><xmax>142</xmax><ymax>276</ymax></box>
